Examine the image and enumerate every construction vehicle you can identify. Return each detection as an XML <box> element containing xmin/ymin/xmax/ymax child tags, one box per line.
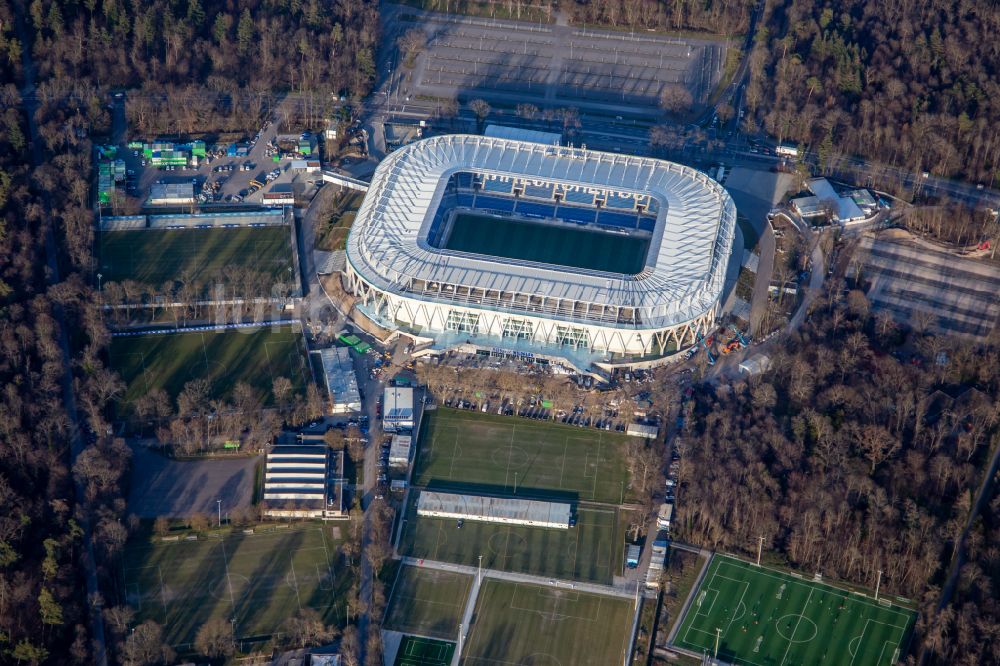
<box><xmin>695</xmin><ymin>333</ymin><xmax>716</xmax><ymax>366</ymax></box>
<box><xmin>729</xmin><ymin>324</ymin><xmax>751</xmax><ymax>348</ymax></box>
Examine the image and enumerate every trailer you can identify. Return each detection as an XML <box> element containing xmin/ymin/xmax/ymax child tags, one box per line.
<box><xmin>776</xmin><ymin>144</ymin><xmax>800</xmax><ymax>158</ymax></box>
<box><xmin>626</xmin><ymin>544</ymin><xmax>641</xmax><ymax>568</ymax></box>
<box><xmin>657</xmin><ymin>503</ymin><xmax>673</xmax><ymax>531</ymax></box>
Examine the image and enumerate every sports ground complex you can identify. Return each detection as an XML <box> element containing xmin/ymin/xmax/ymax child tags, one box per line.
<box><xmin>99</xmin><ymin>225</ymin><xmax>294</xmax><ymax>296</ymax></box>
<box><xmin>673</xmin><ymin>555</ymin><xmax>915</xmax><ymax>665</ymax></box>
<box><xmin>120</xmin><ymin>525</ymin><xmax>349</xmax><ymax>648</ymax></box>
<box><xmin>110</xmin><ymin>325</ymin><xmax>309</xmax><ymax>411</ymax></box>
<box><xmin>413</xmin><ymin>407</ymin><xmax>632</xmax><ymax>504</ymax></box>
<box><xmin>462</xmin><ymin>579</ymin><xmax>634</xmax><ymax>666</ymax></box>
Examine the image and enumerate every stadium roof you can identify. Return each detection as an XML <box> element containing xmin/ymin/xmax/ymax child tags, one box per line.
<box><xmin>346</xmin><ymin>135</ymin><xmax>736</xmax><ymax>329</ymax></box>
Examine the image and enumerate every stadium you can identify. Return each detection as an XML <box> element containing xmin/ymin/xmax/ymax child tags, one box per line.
<box><xmin>344</xmin><ymin>134</ymin><xmax>736</xmax><ymax>363</ymax></box>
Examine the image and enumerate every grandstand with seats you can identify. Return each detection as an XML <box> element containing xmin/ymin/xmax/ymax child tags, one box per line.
<box><xmin>344</xmin><ymin>134</ymin><xmax>736</xmax><ymax>364</ymax></box>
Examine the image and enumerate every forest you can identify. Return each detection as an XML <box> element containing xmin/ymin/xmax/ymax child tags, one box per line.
<box><xmin>747</xmin><ymin>0</ymin><xmax>1000</xmax><ymax>184</ymax></box>
<box><xmin>675</xmin><ymin>278</ymin><xmax>1000</xmax><ymax>663</ymax></box>
<box><xmin>566</xmin><ymin>0</ymin><xmax>752</xmax><ymax>36</ymax></box>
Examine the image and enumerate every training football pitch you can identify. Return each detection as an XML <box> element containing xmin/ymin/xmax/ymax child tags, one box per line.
<box><xmin>394</xmin><ymin>636</ymin><xmax>456</xmax><ymax>666</ymax></box>
<box><xmin>400</xmin><ymin>497</ymin><xmax>624</xmax><ymax>584</ymax></box>
<box><xmin>110</xmin><ymin>325</ymin><xmax>309</xmax><ymax>410</ymax></box>
<box><xmin>413</xmin><ymin>408</ymin><xmax>632</xmax><ymax>504</ymax></box>
<box><xmin>385</xmin><ymin>565</ymin><xmax>471</xmax><ymax>640</ymax></box>
<box><xmin>674</xmin><ymin>555</ymin><xmax>915</xmax><ymax>666</ymax></box>
<box><xmin>99</xmin><ymin>226</ymin><xmax>293</xmax><ymax>295</ymax></box>
<box><xmin>445</xmin><ymin>213</ymin><xmax>650</xmax><ymax>274</ymax></box>
<box><xmin>121</xmin><ymin>525</ymin><xmax>350</xmax><ymax>648</ymax></box>
<box><xmin>461</xmin><ymin>579</ymin><xmax>633</xmax><ymax>666</ymax></box>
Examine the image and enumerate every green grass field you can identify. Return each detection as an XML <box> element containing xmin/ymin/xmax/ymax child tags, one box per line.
<box><xmin>121</xmin><ymin>525</ymin><xmax>350</xmax><ymax>648</ymax></box>
<box><xmin>674</xmin><ymin>555</ymin><xmax>915</xmax><ymax>666</ymax></box>
<box><xmin>461</xmin><ymin>579</ymin><xmax>634</xmax><ymax>666</ymax></box>
<box><xmin>110</xmin><ymin>325</ymin><xmax>309</xmax><ymax>409</ymax></box>
<box><xmin>413</xmin><ymin>408</ymin><xmax>632</xmax><ymax>505</ymax></box>
<box><xmin>385</xmin><ymin>565</ymin><xmax>472</xmax><ymax>639</ymax></box>
<box><xmin>445</xmin><ymin>213</ymin><xmax>650</xmax><ymax>273</ymax></box>
<box><xmin>99</xmin><ymin>226</ymin><xmax>293</xmax><ymax>295</ymax></box>
<box><xmin>395</xmin><ymin>636</ymin><xmax>456</xmax><ymax>666</ymax></box>
<box><xmin>400</xmin><ymin>496</ymin><xmax>624</xmax><ymax>584</ymax></box>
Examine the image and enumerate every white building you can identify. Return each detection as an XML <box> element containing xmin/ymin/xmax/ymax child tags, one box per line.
<box><xmin>262</xmin><ymin>445</ymin><xmax>344</xmax><ymax>519</ymax></box>
<box><xmin>388</xmin><ymin>434</ymin><xmax>412</xmax><ymax>467</ymax></box>
<box><xmin>791</xmin><ymin>178</ymin><xmax>870</xmax><ymax>225</ymax></box>
<box><xmin>147</xmin><ymin>182</ymin><xmax>195</xmax><ymax>206</ymax></box>
<box><xmin>416</xmin><ymin>491</ymin><xmax>571</xmax><ymax>529</ymax></box>
<box><xmin>626</xmin><ymin>423</ymin><xmax>659</xmax><ymax>439</ymax></box>
<box><xmin>383</xmin><ymin>386</ymin><xmax>414</xmax><ymax>431</ymax></box>
<box><xmin>314</xmin><ymin>347</ymin><xmax>361</xmax><ymax>413</ymax></box>
<box><xmin>343</xmin><ymin>134</ymin><xmax>736</xmax><ymax>364</ymax></box>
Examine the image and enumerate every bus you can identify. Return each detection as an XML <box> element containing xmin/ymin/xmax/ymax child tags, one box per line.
<box><xmin>775</xmin><ymin>144</ymin><xmax>800</xmax><ymax>158</ymax></box>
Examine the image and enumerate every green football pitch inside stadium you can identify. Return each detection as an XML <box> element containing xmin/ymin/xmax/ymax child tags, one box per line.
<box><xmin>400</xmin><ymin>496</ymin><xmax>625</xmax><ymax>584</ymax></box>
<box><xmin>394</xmin><ymin>636</ymin><xmax>455</xmax><ymax>666</ymax></box>
<box><xmin>99</xmin><ymin>226</ymin><xmax>293</xmax><ymax>294</ymax></box>
<box><xmin>413</xmin><ymin>407</ymin><xmax>633</xmax><ymax>505</ymax></box>
<box><xmin>385</xmin><ymin>565</ymin><xmax>471</xmax><ymax>639</ymax></box>
<box><xmin>674</xmin><ymin>555</ymin><xmax>915</xmax><ymax>666</ymax></box>
<box><xmin>110</xmin><ymin>325</ymin><xmax>308</xmax><ymax>409</ymax></box>
<box><xmin>461</xmin><ymin>579</ymin><xmax>633</xmax><ymax>666</ymax></box>
<box><xmin>444</xmin><ymin>213</ymin><xmax>650</xmax><ymax>274</ymax></box>
<box><xmin>121</xmin><ymin>525</ymin><xmax>350</xmax><ymax>648</ymax></box>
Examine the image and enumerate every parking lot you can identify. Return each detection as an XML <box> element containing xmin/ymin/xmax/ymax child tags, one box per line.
<box><xmin>402</xmin><ymin>11</ymin><xmax>727</xmax><ymax>113</ymax></box>
<box><xmin>117</xmin><ymin>120</ymin><xmax>325</xmax><ymax>209</ymax></box>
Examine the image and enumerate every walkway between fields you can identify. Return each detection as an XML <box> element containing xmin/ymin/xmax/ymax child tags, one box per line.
<box><xmin>400</xmin><ymin>555</ymin><xmax>638</xmax><ymax>600</ymax></box>
<box><xmin>453</xmin><ymin>568</ymin><xmax>484</xmax><ymax>666</ymax></box>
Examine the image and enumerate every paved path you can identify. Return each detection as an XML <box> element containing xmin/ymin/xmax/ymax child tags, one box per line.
<box><xmin>400</xmin><ymin>556</ymin><xmax>638</xmax><ymax>600</ymax></box>
<box><xmin>453</xmin><ymin>568</ymin><xmax>484</xmax><ymax>666</ymax></box>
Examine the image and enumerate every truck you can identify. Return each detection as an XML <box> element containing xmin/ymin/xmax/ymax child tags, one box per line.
<box><xmin>657</xmin><ymin>503</ymin><xmax>673</xmax><ymax>531</ymax></box>
<box><xmin>776</xmin><ymin>144</ymin><xmax>800</xmax><ymax>158</ymax></box>
<box><xmin>626</xmin><ymin>545</ymin><xmax>641</xmax><ymax>569</ymax></box>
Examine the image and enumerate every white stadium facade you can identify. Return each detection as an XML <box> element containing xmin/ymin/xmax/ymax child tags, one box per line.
<box><xmin>344</xmin><ymin>134</ymin><xmax>736</xmax><ymax>365</ymax></box>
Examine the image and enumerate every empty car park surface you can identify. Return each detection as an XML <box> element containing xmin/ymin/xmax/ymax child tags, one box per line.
<box><xmin>460</xmin><ymin>579</ymin><xmax>633</xmax><ymax>666</ymax></box>
<box><xmin>860</xmin><ymin>236</ymin><xmax>1000</xmax><ymax>338</ymax></box>
<box><xmin>401</xmin><ymin>10</ymin><xmax>727</xmax><ymax>112</ymax></box>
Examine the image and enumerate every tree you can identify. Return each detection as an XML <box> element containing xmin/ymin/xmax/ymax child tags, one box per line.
<box><xmin>282</xmin><ymin>608</ymin><xmax>336</xmax><ymax>647</ymax></box>
<box><xmin>659</xmin><ymin>86</ymin><xmax>693</xmax><ymax>114</ymax></box>
<box><xmin>340</xmin><ymin>625</ymin><xmax>361</xmax><ymax>666</ymax></box>
<box><xmin>236</xmin><ymin>9</ymin><xmax>255</xmax><ymax>56</ymax></box>
<box><xmin>399</xmin><ymin>28</ymin><xmax>427</xmax><ymax>66</ymax></box>
<box><xmin>153</xmin><ymin>517</ymin><xmax>170</xmax><ymax>537</ymax></box>
<box><xmin>194</xmin><ymin>618</ymin><xmax>234</xmax><ymax>658</ymax></box>
<box><xmin>189</xmin><ymin>513</ymin><xmax>210</xmax><ymax>532</ymax></box>
<box><xmin>854</xmin><ymin>424</ymin><xmax>899</xmax><ymax>474</ymax></box>
<box><xmin>469</xmin><ymin>99</ymin><xmax>491</xmax><ymax>130</ymax></box>
<box><xmin>272</xmin><ymin>376</ymin><xmax>293</xmax><ymax>406</ymax></box>
<box><xmin>120</xmin><ymin>621</ymin><xmax>174</xmax><ymax>666</ymax></box>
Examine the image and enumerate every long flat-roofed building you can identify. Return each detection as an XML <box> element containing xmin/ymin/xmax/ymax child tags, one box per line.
<box><xmin>344</xmin><ymin>134</ymin><xmax>736</xmax><ymax>364</ymax></box>
<box><xmin>416</xmin><ymin>491</ymin><xmax>571</xmax><ymax>529</ymax></box>
<box><xmin>263</xmin><ymin>444</ymin><xmax>344</xmax><ymax>519</ymax></box>
<box><xmin>314</xmin><ymin>347</ymin><xmax>361</xmax><ymax>413</ymax></box>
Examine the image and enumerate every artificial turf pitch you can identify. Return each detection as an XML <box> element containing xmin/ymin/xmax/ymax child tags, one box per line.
<box><xmin>99</xmin><ymin>226</ymin><xmax>293</xmax><ymax>295</ymax></box>
<box><xmin>394</xmin><ymin>636</ymin><xmax>455</xmax><ymax>666</ymax></box>
<box><xmin>445</xmin><ymin>213</ymin><xmax>650</xmax><ymax>274</ymax></box>
<box><xmin>110</xmin><ymin>325</ymin><xmax>308</xmax><ymax>409</ymax></box>
<box><xmin>673</xmin><ymin>555</ymin><xmax>915</xmax><ymax>666</ymax></box>
<box><xmin>461</xmin><ymin>579</ymin><xmax>633</xmax><ymax>666</ymax></box>
<box><xmin>413</xmin><ymin>408</ymin><xmax>632</xmax><ymax>505</ymax></box>
<box><xmin>400</xmin><ymin>496</ymin><xmax>624</xmax><ymax>584</ymax></box>
<box><xmin>384</xmin><ymin>565</ymin><xmax>472</xmax><ymax>640</ymax></box>
<box><xmin>121</xmin><ymin>525</ymin><xmax>349</xmax><ymax>648</ymax></box>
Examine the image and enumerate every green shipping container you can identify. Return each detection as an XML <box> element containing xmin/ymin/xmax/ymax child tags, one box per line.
<box><xmin>541</xmin><ymin>400</ymin><xmax>553</xmax><ymax>409</ymax></box>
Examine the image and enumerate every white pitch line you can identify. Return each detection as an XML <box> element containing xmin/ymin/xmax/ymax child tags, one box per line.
<box><xmin>780</xmin><ymin>589</ymin><xmax>813</xmax><ymax>666</ymax></box>
<box><xmin>217</xmin><ymin>539</ymin><xmax>238</xmax><ymax>615</ymax></box>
